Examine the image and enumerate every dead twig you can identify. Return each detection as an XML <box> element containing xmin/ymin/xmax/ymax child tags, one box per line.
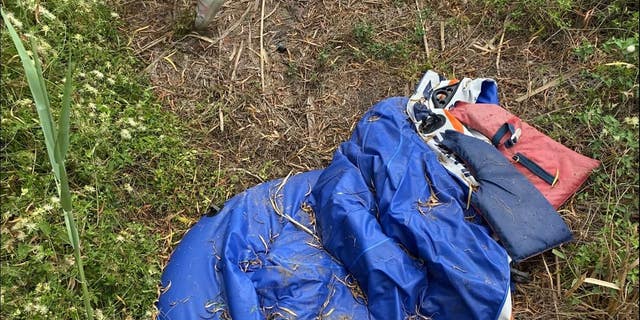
<box><xmin>439</xmin><ymin>21</ymin><xmax>445</xmax><ymax>51</ymax></box>
<box><xmin>415</xmin><ymin>0</ymin><xmax>429</xmax><ymax>58</ymax></box>
<box><xmin>269</xmin><ymin>173</ymin><xmax>320</xmax><ymax>242</ymax></box>
<box><xmin>496</xmin><ymin>18</ymin><xmax>507</xmax><ymax>76</ymax></box>
<box><xmin>259</xmin><ymin>0</ymin><xmax>266</xmax><ymax>92</ymax></box>
<box><xmin>515</xmin><ymin>71</ymin><xmax>579</xmax><ymax>102</ymax></box>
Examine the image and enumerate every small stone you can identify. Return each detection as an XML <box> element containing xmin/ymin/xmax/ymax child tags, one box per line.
<box><xmin>276</xmin><ymin>43</ymin><xmax>287</xmax><ymax>53</ymax></box>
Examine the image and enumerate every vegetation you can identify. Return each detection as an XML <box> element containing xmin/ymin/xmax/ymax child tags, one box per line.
<box><xmin>1</xmin><ymin>0</ymin><xmax>225</xmax><ymax>318</ymax></box>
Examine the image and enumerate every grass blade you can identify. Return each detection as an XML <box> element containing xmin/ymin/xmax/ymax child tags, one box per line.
<box><xmin>31</xmin><ymin>37</ymin><xmax>58</xmax><ymax>156</ymax></box>
<box><xmin>30</xmin><ymin>37</ymin><xmax>53</xmax><ymax>111</ymax></box>
<box><xmin>583</xmin><ymin>278</ymin><xmax>621</xmax><ymax>291</ymax></box>
<box><xmin>57</xmin><ymin>59</ymin><xmax>73</xmax><ymax>161</ymax></box>
<box><xmin>1</xmin><ymin>8</ymin><xmax>59</xmax><ymax>179</ymax></box>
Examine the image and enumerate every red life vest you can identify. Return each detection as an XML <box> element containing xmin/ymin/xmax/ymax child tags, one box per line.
<box><xmin>450</xmin><ymin>102</ymin><xmax>600</xmax><ymax>209</ymax></box>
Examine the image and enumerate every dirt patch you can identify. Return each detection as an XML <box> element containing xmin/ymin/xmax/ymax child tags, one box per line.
<box><xmin>118</xmin><ymin>0</ymin><xmax>417</xmax><ymax>187</ymax></box>
<box><xmin>116</xmin><ymin>0</ymin><xmax>562</xmax><ymax>187</ymax></box>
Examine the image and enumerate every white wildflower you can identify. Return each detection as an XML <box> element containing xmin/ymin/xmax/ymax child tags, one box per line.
<box><xmin>35</xmin><ymin>282</ymin><xmax>50</xmax><ymax>293</ymax></box>
<box><xmin>11</xmin><ymin>218</ymin><xmax>25</xmax><ymax>231</ymax></box>
<box><xmin>107</xmin><ymin>77</ymin><xmax>116</xmax><ymax>85</ymax></box>
<box><xmin>64</xmin><ymin>255</ymin><xmax>75</xmax><ymax>266</ymax></box>
<box><xmin>120</xmin><ymin>129</ymin><xmax>132</xmax><ymax>140</ymax></box>
<box><xmin>37</xmin><ymin>40</ymin><xmax>52</xmax><ymax>54</ymax></box>
<box><xmin>95</xmin><ymin>309</ymin><xmax>105</xmax><ymax>320</ymax></box>
<box><xmin>41</xmin><ymin>25</ymin><xmax>50</xmax><ymax>34</ymax></box>
<box><xmin>5</xmin><ymin>12</ymin><xmax>23</xmax><ymax>29</ymax></box>
<box><xmin>116</xmin><ymin>235</ymin><xmax>126</xmax><ymax>242</ymax></box>
<box><xmin>83</xmin><ymin>84</ymin><xmax>99</xmax><ymax>95</ymax></box>
<box><xmin>84</xmin><ymin>185</ymin><xmax>96</xmax><ymax>192</ymax></box>
<box><xmin>127</xmin><ymin>117</ymin><xmax>138</xmax><ymax>127</ymax></box>
<box><xmin>110</xmin><ymin>12</ymin><xmax>120</xmax><ymax>18</ymax></box>
<box><xmin>16</xmin><ymin>98</ymin><xmax>33</xmax><ymax>107</ymax></box>
<box><xmin>38</xmin><ymin>6</ymin><xmax>57</xmax><ymax>21</ymax></box>
<box><xmin>50</xmin><ymin>196</ymin><xmax>60</xmax><ymax>204</ymax></box>
<box><xmin>88</xmin><ymin>102</ymin><xmax>96</xmax><ymax>109</ymax></box>
<box><xmin>43</xmin><ymin>204</ymin><xmax>53</xmax><ymax>211</ymax></box>
<box><xmin>626</xmin><ymin>45</ymin><xmax>635</xmax><ymax>53</ymax></box>
<box><xmin>73</xmin><ymin>33</ymin><xmax>84</xmax><ymax>42</ymax></box>
<box><xmin>24</xmin><ymin>222</ymin><xmax>38</xmax><ymax>232</ymax></box>
<box><xmin>105</xmin><ymin>61</ymin><xmax>112</xmax><ymax>69</ymax></box>
<box><xmin>624</xmin><ymin>116</ymin><xmax>639</xmax><ymax>127</ymax></box>
<box><xmin>124</xmin><ymin>183</ymin><xmax>134</xmax><ymax>193</ymax></box>
<box><xmin>35</xmin><ymin>304</ymin><xmax>48</xmax><ymax>315</ymax></box>
<box><xmin>15</xmin><ymin>231</ymin><xmax>26</xmax><ymax>241</ymax></box>
<box><xmin>90</xmin><ymin>70</ymin><xmax>104</xmax><ymax>79</ymax></box>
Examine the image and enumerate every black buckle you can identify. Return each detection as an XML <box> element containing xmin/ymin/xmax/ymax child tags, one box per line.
<box><xmin>419</xmin><ymin>113</ymin><xmax>447</xmax><ymax>134</ymax></box>
<box><xmin>205</xmin><ymin>201</ymin><xmax>221</xmax><ymax>217</ymax></box>
<box><xmin>431</xmin><ymin>82</ymin><xmax>461</xmax><ymax>109</ymax></box>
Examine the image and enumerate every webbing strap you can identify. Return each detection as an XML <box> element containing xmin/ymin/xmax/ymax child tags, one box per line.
<box><xmin>513</xmin><ymin>152</ymin><xmax>559</xmax><ymax>186</ymax></box>
<box><xmin>491</xmin><ymin>122</ymin><xmax>520</xmax><ymax>148</ymax></box>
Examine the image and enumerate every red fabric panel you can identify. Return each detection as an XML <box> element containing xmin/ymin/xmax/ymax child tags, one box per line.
<box><xmin>450</xmin><ymin>102</ymin><xmax>600</xmax><ymax>209</ymax></box>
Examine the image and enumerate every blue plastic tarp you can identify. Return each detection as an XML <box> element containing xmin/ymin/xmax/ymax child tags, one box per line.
<box><xmin>158</xmin><ymin>96</ymin><xmax>511</xmax><ymax>319</ymax></box>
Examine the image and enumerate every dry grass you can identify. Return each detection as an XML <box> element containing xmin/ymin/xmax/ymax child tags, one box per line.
<box><xmin>115</xmin><ymin>0</ymin><xmax>638</xmax><ymax>318</ymax></box>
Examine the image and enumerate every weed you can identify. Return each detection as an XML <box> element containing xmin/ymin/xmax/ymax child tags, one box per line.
<box><xmin>351</xmin><ymin>21</ymin><xmax>413</xmax><ymax>62</ymax></box>
<box><xmin>173</xmin><ymin>6</ymin><xmax>195</xmax><ymax>37</ymax></box>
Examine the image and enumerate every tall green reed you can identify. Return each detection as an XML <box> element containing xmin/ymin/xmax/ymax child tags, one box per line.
<box><xmin>2</xmin><ymin>8</ymin><xmax>94</xmax><ymax>319</ymax></box>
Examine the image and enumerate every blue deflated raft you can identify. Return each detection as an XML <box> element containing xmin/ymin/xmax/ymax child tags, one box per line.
<box><xmin>157</xmin><ymin>95</ymin><xmax>514</xmax><ymax>319</ymax></box>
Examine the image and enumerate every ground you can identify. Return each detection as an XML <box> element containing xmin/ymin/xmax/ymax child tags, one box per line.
<box><xmin>1</xmin><ymin>0</ymin><xmax>638</xmax><ymax>319</ymax></box>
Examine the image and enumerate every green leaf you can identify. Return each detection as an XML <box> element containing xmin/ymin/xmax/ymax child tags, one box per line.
<box><xmin>57</xmin><ymin>59</ymin><xmax>74</xmax><ymax>161</ymax></box>
<box><xmin>552</xmin><ymin>248</ymin><xmax>566</xmax><ymax>259</ymax></box>
<box><xmin>29</xmin><ymin>37</ymin><xmax>52</xmax><ymax>111</ymax></box>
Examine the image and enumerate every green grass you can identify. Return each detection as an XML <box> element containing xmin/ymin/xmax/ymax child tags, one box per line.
<box><xmin>2</xmin><ymin>7</ymin><xmax>93</xmax><ymax>318</ymax></box>
<box><xmin>1</xmin><ymin>1</ymin><xmax>226</xmax><ymax>318</ymax></box>
<box><xmin>351</xmin><ymin>21</ymin><xmax>414</xmax><ymax>62</ymax></box>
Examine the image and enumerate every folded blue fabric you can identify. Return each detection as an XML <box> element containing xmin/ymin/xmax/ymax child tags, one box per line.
<box><xmin>439</xmin><ymin>130</ymin><xmax>573</xmax><ymax>261</ymax></box>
